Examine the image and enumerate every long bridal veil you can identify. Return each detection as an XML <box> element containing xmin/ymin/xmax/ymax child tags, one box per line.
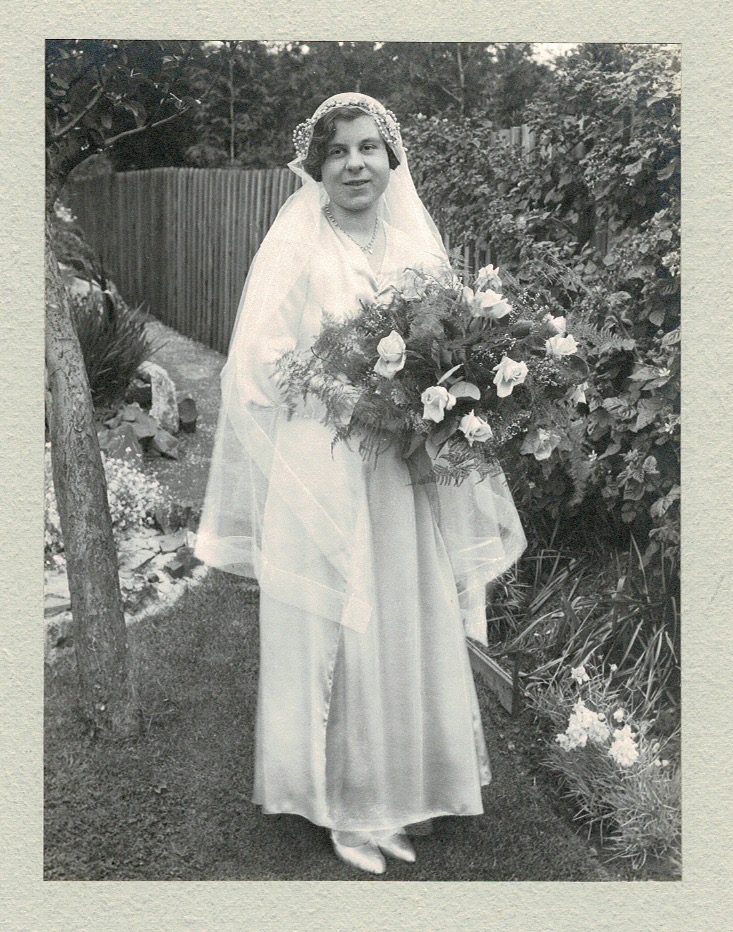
<box><xmin>194</xmin><ymin>92</ymin><xmax>526</xmax><ymax>645</ymax></box>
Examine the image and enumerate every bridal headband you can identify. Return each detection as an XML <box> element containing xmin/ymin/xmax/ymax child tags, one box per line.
<box><xmin>292</xmin><ymin>92</ymin><xmax>403</xmax><ymax>161</ymax></box>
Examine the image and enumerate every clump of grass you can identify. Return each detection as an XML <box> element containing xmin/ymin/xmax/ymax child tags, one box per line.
<box><xmin>70</xmin><ymin>289</ymin><xmax>153</xmax><ymax>409</ymax></box>
<box><xmin>488</xmin><ymin>537</ymin><xmax>679</xmax><ymax>721</ymax></box>
<box><xmin>526</xmin><ymin>665</ymin><xmax>680</xmax><ymax>872</ymax></box>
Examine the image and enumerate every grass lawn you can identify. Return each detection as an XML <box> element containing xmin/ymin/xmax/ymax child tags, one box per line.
<box><xmin>45</xmin><ymin>569</ymin><xmax>614</xmax><ymax>882</ymax></box>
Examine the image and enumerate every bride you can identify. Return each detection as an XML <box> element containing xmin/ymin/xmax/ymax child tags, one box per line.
<box><xmin>195</xmin><ymin>92</ymin><xmax>526</xmax><ymax>875</ymax></box>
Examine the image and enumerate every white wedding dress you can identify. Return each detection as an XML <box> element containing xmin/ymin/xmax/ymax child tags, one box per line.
<box><xmin>204</xmin><ymin>219</ymin><xmax>523</xmax><ymax>831</ymax></box>
<box><xmin>195</xmin><ymin>93</ymin><xmax>526</xmax><ymax>835</ymax></box>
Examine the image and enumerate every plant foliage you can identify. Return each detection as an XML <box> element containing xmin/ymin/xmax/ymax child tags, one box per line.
<box><xmin>403</xmin><ymin>44</ymin><xmax>680</xmax><ymax>569</ymax></box>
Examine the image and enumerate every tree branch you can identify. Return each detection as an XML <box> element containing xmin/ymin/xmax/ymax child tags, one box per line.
<box><xmin>52</xmin><ymin>84</ymin><xmax>106</xmax><ymax>139</ymax></box>
<box><xmin>102</xmin><ymin>107</ymin><xmax>187</xmax><ymax>148</ymax></box>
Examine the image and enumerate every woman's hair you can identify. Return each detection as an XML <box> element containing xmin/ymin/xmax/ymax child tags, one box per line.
<box><xmin>302</xmin><ymin>105</ymin><xmax>400</xmax><ymax>181</ymax></box>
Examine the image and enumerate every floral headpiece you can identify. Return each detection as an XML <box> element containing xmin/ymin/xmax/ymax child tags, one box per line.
<box><xmin>292</xmin><ymin>92</ymin><xmax>403</xmax><ymax>161</ymax></box>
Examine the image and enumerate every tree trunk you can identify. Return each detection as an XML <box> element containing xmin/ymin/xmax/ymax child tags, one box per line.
<box><xmin>45</xmin><ymin>227</ymin><xmax>139</xmax><ymax>738</ymax></box>
<box><xmin>455</xmin><ymin>44</ymin><xmax>466</xmax><ymax>118</ymax></box>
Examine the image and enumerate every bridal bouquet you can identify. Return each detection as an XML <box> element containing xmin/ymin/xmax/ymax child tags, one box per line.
<box><xmin>276</xmin><ymin>262</ymin><xmax>589</xmax><ymax>484</ymax></box>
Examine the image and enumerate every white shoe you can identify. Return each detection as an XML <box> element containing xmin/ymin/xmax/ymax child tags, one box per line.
<box><xmin>331</xmin><ymin>832</ymin><xmax>387</xmax><ymax>875</ymax></box>
<box><xmin>372</xmin><ymin>832</ymin><xmax>416</xmax><ymax>863</ymax></box>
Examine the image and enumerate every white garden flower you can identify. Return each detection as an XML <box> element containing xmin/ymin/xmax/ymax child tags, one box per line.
<box><xmin>555</xmin><ymin>699</ymin><xmax>610</xmax><ymax>751</ymax></box>
<box><xmin>608</xmin><ymin>724</ymin><xmax>639</xmax><ymax>767</ymax></box>
<box><xmin>474</xmin><ymin>263</ymin><xmax>503</xmax><ymax>292</ymax></box>
<box><xmin>571</xmin><ymin>664</ymin><xmax>590</xmax><ymax>685</ymax></box>
<box><xmin>613</xmin><ymin>708</ymin><xmax>626</xmax><ymax>722</ymax></box>
<box><xmin>463</xmin><ymin>286</ymin><xmax>511</xmax><ymax>320</ymax></box>
<box><xmin>520</xmin><ymin>427</ymin><xmax>560</xmax><ymax>462</ymax></box>
<box><xmin>543</xmin><ymin>313</ymin><xmax>567</xmax><ymax>335</ymax></box>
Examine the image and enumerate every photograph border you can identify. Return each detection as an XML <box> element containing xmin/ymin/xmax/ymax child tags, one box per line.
<box><xmin>2</xmin><ymin>1</ymin><xmax>732</xmax><ymax>928</ymax></box>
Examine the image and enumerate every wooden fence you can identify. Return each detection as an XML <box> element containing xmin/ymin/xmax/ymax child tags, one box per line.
<box><xmin>66</xmin><ymin>167</ymin><xmax>301</xmax><ymax>355</ymax></box>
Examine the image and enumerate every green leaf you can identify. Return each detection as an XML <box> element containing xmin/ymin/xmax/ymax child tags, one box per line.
<box><xmin>449</xmin><ymin>380</ymin><xmax>481</xmax><ymax>400</ymax></box>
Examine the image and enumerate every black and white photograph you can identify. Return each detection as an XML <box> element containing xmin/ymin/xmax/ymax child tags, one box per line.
<box><xmin>42</xmin><ymin>39</ymin><xmax>681</xmax><ymax>882</ymax></box>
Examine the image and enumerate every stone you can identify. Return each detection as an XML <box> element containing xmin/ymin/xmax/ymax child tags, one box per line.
<box><xmin>119</xmin><ymin>547</ymin><xmax>159</xmax><ymax>572</ymax></box>
<box><xmin>126</xmin><ymin>378</ymin><xmax>153</xmax><ymax>408</ymax></box>
<box><xmin>97</xmin><ymin>423</ymin><xmax>143</xmax><ymax>461</ymax></box>
<box><xmin>158</xmin><ymin>529</ymin><xmax>188</xmax><ymax>553</ymax></box>
<box><xmin>178</xmin><ymin>394</ymin><xmax>197</xmax><ymax>433</ymax></box>
<box><xmin>149</xmin><ymin>428</ymin><xmax>179</xmax><ymax>459</ymax></box>
<box><xmin>138</xmin><ymin>361</ymin><xmax>179</xmax><ymax>434</ymax></box>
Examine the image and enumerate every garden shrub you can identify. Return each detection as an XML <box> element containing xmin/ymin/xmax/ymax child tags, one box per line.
<box><xmin>404</xmin><ymin>48</ymin><xmax>681</xmax><ymax>869</ymax></box>
<box><xmin>403</xmin><ymin>45</ymin><xmax>680</xmax><ymax>569</ymax></box>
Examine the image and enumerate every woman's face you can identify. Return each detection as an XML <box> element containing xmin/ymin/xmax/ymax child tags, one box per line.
<box><xmin>320</xmin><ymin>114</ymin><xmax>391</xmax><ymax>215</ymax></box>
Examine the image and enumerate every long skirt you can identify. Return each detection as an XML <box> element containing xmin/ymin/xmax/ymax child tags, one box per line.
<box><xmin>252</xmin><ymin>436</ymin><xmax>490</xmax><ymax>834</ymax></box>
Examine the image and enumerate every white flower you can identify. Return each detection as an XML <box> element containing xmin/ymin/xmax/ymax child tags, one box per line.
<box><xmin>613</xmin><ymin>708</ymin><xmax>626</xmax><ymax>722</ymax></box>
<box><xmin>399</xmin><ymin>270</ymin><xmax>429</xmax><ymax>301</ymax></box>
<box><xmin>609</xmin><ymin>663</ymin><xmax>618</xmax><ymax>672</ymax></box>
<box><xmin>459</xmin><ymin>410</ymin><xmax>493</xmax><ymax>446</ymax></box>
<box><xmin>421</xmin><ymin>385</ymin><xmax>456</xmax><ymax>423</ymax></box>
<box><xmin>545</xmin><ymin>334</ymin><xmax>579</xmax><ymax>358</ymax></box>
<box><xmin>374</xmin><ymin>330</ymin><xmax>406</xmax><ymax>379</ymax></box>
<box><xmin>555</xmin><ymin>699</ymin><xmax>610</xmax><ymax>751</ymax></box>
<box><xmin>520</xmin><ymin>427</ymin><xmax>560</xmax><ymax>462</ymax></box>
<box><xmin>570</xmin><ymin>665</ymin><xmax>590</xmax><ymax>685</ymax></box>
<box><xmin>567</xmin><ymin>381</ymin><xmax>588</xmax><ymax>405</ymax></box>
<box><xmin>661</xmin><ymin>759</ymin><xmax>669</xmax><ymax>767</ymax></box>
<box><xmin>543</xmin><ymin>313</ymin><xmax>566</xmax><ymax>335</ymax></box>
<box><xmin>608</xmin><ymin>724</ymin><xmax>639</xmax><ymax>767</ymax></box>
<box><xmin>492</xmin><ymin>356</ymin><xmax>528</xmax><ymax>398</ymax></box>
<box><xmin>474</xmin><ymin>263</ymin><xmax>503</xmax><ymax>292</ymax></box>
<box><xmin>466</xmin><ymin>287</ymin><xmax>512</xmax><ymax>320</ymax></box>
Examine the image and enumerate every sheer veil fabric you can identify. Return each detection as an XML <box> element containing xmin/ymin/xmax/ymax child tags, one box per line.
<box><xmin>194</xmin><ymin>93</ymin><xmax>527</xmax><ymax>834</ymax></box>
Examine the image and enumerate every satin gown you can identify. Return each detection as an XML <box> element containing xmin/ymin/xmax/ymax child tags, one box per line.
<box><xmin>251</xmin><ymin>221</ymin><xmax>493</xmax><ymax>832</ymax></box>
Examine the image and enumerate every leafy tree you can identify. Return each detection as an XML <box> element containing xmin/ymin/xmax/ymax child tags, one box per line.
<box><xmin>45</xmin><ymin>39</ymin><xmax>203</xmax><ymax>736</ymax></box>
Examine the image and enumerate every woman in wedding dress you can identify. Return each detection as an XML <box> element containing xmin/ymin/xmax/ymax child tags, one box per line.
<box><xmin>195</xmin><ymin>93</ymin><xmax>526</xmax><ymax>875</ymax></box>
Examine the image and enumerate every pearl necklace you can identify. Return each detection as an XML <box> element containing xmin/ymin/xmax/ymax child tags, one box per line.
<box><xmin>325</xmin><ymin>203</ymin><xmax>379</xmax><ymax>254</ymax></box>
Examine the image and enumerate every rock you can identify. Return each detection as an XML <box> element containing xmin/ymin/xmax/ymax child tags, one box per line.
<box><xmin>138</xmin><ymin>361</ymin><xmax>179</xmax><ymax>434</ymax></box>
<box><xmin>126</xmin><ymin>378</ymin><xmax>153</xmax><ymax>408</ymax></box>
<box><xmin>178</xmin><ymin>394</ymin><xmax>197</xmax><ymax>433</ymax></box>
<box><xmin>45</xmin><ymin>599</ymin><xmax>72</xmax><ymax>617</ymax></box>
<box><xmin>158</xmin><ymin>529</ymin><xmax>188</xmax><ymax>553</ymax></box>
<box><xmin>58</xmin><ymin>264</ymin><xmax>103</xmax><ymax>300</ymax></box>
<box><xmin>119</xmin><ymin>547</ymin><xmax>159</xmax><ymax>572</ymax></box>
<box><xmin>165</xmin><ymin>548</ymin><xmax>202</xmax><ymax>579</ymax></box>
<box><xmin>166</xmin><ymin>557</ymin><xmax>188</xmax><ymax>579</ymax></box>
<box><xmin>109</xmin><ymin>403</ymin><xmax>158</xmax><ymax>440</ymax></box>
<box><xmin>149</xmin><ymin>428</ymin><xmax>179</xmax><ymax>459</ymax></box>
<box><xmin>97</xmin><ymin>423</ymin><xmax>143</xmax><ymax>461</ymax></box>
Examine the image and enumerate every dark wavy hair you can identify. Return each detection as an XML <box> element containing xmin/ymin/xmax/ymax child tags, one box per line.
<box><xmin>302</xmin><ymin>106</ymin><xmax>400</xmax><ymax>182</ymax></box>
